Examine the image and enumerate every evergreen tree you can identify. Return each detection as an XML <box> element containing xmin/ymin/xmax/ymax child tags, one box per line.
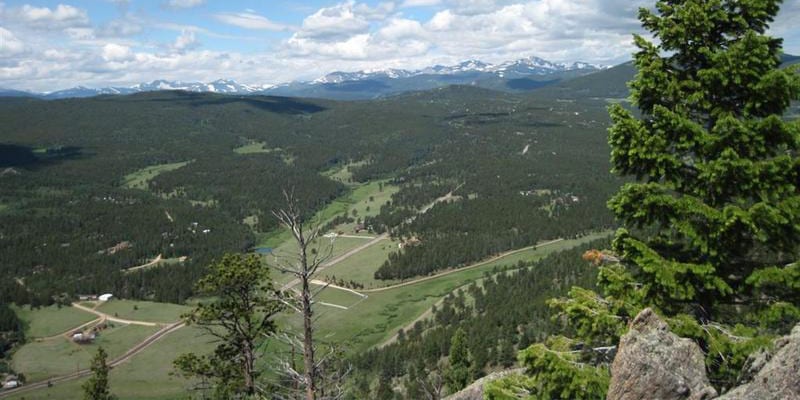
<box><xmin>490</xmin><ymin>0</ymin><xmax>799</xmax><ymax>396</ymax></box>
<box><xmin>607</xmin><ymin>0</ymin><xmax>800</xmax><ymax>324</ymax></box>
<box><xmin>174</xmin><ymin>253</ymin><xmax>282</xmax><ymax>398</ymax></box>
<box><xmin>83</xmin><ymin>347</ymin><xmax>115</xmax><ymax>400</ymax></box>
<box><xmin>444</xmin><ymin>328</ymin><xmax>471</xmax><ymax>393</ymax></box>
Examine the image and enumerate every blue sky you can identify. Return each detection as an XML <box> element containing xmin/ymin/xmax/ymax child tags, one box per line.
<box><xmin>1</xmin><ymin>0</ymin><xmax>798</xmax><ymax>92</ymax></box>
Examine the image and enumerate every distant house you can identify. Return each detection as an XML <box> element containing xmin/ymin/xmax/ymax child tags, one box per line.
<box><xmin>2</xmin><ymin>375</ymin><xmax>20</xmax><ymax>389</ymax></box>
<box><xmin>354</xmin><ymin>224</ymin><xmax>366</xmax><ymax>233</ymax></box>
<box><xmin>98</xmin><ymin>293</ymin><xmax>113</xmax><ymax>302</ymax></box>
<box><xmin>72</xmin><ymin>331</ymin><xmax>96</xmax><ymax>344</ymax></box>
<box><xmin>78</xmin><ymin>294</ymin><xmax>98</xmax><ymax>301</ymax></box>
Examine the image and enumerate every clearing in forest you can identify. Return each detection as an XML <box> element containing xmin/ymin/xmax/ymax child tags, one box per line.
<box><xmin>122</xmin><ymin>161</ymin><xmax>192</xmax><ymax>190</ymax></box>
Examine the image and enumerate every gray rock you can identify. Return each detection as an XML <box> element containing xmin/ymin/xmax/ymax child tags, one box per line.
<box><xmin>717</xmin><ymin>324</ymin><xmax>800</xmax><ymax>400</ymax></box>
<box><xmin>607</xmin><ymin>308</ymin><xmax>718</xmax><ymax>400</ymax></box>
<box><xmin>445</xmin><ymin>368</ymin><xmax>524</xmax><ymax>400</ymax></box>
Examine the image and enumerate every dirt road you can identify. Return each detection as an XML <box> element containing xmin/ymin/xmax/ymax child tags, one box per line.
<box><xmin>71</xmin><ymin>302</ymin><xmax>160</xmax><ymax>326</ymax></box>
<box><xmin>362</xmin><ymin>238</ymin><xmax>564</xmax><ymax>293</ymax></box>
<box><xmin>123</xmin><ymin>254</ymin><xmax>162</xmax><ymax>273</ymax></box>
<box><xmin>0</xmin><ymin>322</ymin><xmax>184</xmax><ymax>398</ymax></box>
<box><xmin>280</xmin><ymin>233</ymin><xmax>389</xmax><ymax>291</ymax></box>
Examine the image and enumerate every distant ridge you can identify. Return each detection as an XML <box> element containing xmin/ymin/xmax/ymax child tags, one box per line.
<box><xmin>1</xmin><ymin>56</ymin><xmax>608</xmax><ymax>101</ymax></box>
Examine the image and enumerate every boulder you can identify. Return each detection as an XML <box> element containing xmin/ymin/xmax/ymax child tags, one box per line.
<box><xmin>445</xmin><ymin>368</ymin><xmax>524</xmax><ymax>400</ymax></box>
<box><xmin>607</xmin><ymin>308</ymin><xmax>717</xmax><ymax>400</ymax></box>
<box><xmin>717</xmin><ymin>324</ymin><xmax>800</xmax><ymax>400</ymax></box>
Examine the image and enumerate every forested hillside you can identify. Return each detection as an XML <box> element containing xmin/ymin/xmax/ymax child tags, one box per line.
<box><xmin>348</xmin><ymin>238</ymin><xmax>610</xmax><ymax>398</ymax></box>
<box><xmin>0</xmin><ymin>78</ymin><xmax>624</xmax><ymax>306</ymax></box>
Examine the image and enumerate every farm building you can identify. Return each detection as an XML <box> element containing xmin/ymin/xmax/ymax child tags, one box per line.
<box><xmin>98</xmin><ymin>293</ymin><xmax>113</xmax><ymax>301</ymax></box>
<box><xmin>2</xmin><ymin>375</ymin><xmax>20</xmax><ymax>389</ymax></box>
<box><xmin>72</xmin><ymin>331</ymin><xmax>97</xmax><ymax>344</ymax></box>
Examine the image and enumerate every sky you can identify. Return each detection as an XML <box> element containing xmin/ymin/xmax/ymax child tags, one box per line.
<box><xmin>1</xmin><ymin>0</ymin><xmax>798</xmax><ymax>92</ymax></box>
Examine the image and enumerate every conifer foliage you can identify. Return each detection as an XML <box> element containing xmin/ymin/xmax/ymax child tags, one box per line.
<box><xmin>488</xmin><ymin>0</ymin><xmax>799</xmax><ymax>397</ymax></box>
<box><xmin>83</xmin><ymin>347</ymin><xmax>115</xmax><ymax>400</ymax></box>
<box><xmin>607</xmin><ymin>0</ymin><xmax>800</xmax><ymax>322</ymax></box>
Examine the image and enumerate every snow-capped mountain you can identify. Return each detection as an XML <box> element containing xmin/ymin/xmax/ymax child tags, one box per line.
<box><xmin>311</xmin><ymin>57</ymin><xmax>604</xmax><ymax>84</ymax></box>
<box><xmin>3</xmin><ymin>56</ymin><xmax>609</xmax><ymax>100</ymax></box>
<box><xmin>40</xmin><ymin>79</ymin><xmax>273</xmax><ymax>99</ymax></box>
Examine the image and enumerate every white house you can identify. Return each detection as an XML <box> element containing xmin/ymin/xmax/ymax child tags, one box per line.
<box><xmin>98</xmin><ymin>293</ymin><xmax>113</xmax><ymax>301</ymax></box>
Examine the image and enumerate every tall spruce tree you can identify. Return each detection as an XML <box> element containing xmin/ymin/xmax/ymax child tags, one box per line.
<box><xmin>83</xmin><ymin>347</ymin><xmax>115</xmax><ymax>400</ymax></box>
<box><xmin>607</xmin><ymin>0</ymin><xmax>800</xmax><ymax>323</ymax></box>
<box><xmin>445</xmin><ymin>328</ymin><xmax>472</xmax><ymax>393</ymax></box>
<box><xmin>487</xmin><ymin>0</ymin><xmax>799</xmax><ymax>397</ymax></box>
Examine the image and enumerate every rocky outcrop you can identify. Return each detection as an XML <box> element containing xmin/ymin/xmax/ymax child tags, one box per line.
<box><xmin>445</xmin><ymin>368</ymin><xmax>524</xmax><ymax>400</ymax></box>
<box><xmin>607</xmin><ymin>308</ymin><xmax>718</xmax><ymax>400</ymax></box>
<box><xmin>716</xmin><ymin>324</ymin><xmax>800</xmax><ymax>400</ymax></box>
<box><xmin>607</xmin><ymin>308</ymin><xmax>800</xmax><ymax>400</ymax></box>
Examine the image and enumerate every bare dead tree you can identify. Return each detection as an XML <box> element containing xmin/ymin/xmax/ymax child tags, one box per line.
<box><xmin>270</xmin><ymin>189</ymin><xmax>337</xmax><ymax>400</ymax></box>
<box><xmin>417</xmin><ymin>361</ymin><xmax>445</xmax><ymax>400</ymax></box>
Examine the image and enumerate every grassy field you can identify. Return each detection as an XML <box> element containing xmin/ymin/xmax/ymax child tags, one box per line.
<box><xmin>95</xmin><ymin>300</ymin><xmax>190</xmax><ymax>324</ymax></box>
<box><xmin>267</xmin><ymin>235</ymin><xmax>379</xmax><ymax>286</ymax></box>
<box><xmin>255</xmin><ymin>180</ymin><xmax>398</xmax><ymax>249</ymax></box>
<box><xmin>12</xmin><ymin>305</ymin><xmax>97</xmax><ymax>338</ymax></box>
<box><xmin>318</xmin><ymin>239</ymin><xmax>401</xmax><ymax>289</ymax></box>
<box><xmin>322</xmin><ymin>160</ymin><xmax>368</xmax><ymax>184</ymax></box>
<box><xmin>312</xmin><ymin>284</ymin><xmax>366</xmax><ymax>309</ymax></box>
<box><xmin>233</xmin><ymin>141</ymin><xmax>270</xmax><ymax>154</ymax></box>
<box><xmin>291</xmin><ymin>232</ymin><xmax>612</xmax><ymax>352</ymax></box>
<box><xmin>7</xmin><ymin>326</ymin><xmax>213</xmax><ymax>400</ymax></box>
<box><xmin>6</xmin><ymin>232</ymin><xmax>610</xmax><ymax>398</ymax></box>
<box><xmin>11</xmin><ymin>324</ymin><xmax>159</xmax><ymax>382</ymax></box>
<box><xmin>122</xmin><ymin>161</ymin><xmax>191</xmax><ymax>189</ymax></box>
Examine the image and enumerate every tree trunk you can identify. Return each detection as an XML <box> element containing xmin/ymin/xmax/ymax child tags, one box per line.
<box><xmin>243</xmin><ymin>340</ymin><xmax>255</xmax><ymax>394</ymax></box>
<box><xmin>302</xmin><ymin>273</ymin><xmax>316</xmax><ymax>400</ymax></box>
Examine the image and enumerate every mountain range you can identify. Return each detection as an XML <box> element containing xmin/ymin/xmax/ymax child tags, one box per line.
<box><xmin>0</xmin><ymin>56</ymin><xmax>608</xmax><ymax>101</ymax></box>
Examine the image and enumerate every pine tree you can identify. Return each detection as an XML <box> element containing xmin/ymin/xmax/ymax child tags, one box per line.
<box><xmin>607</xmin><ymin>0</ymin><xmax>800</xmax><ymax>323</ymax></box>
<box><xmin>83</xmin><ymin>347</ymin><xmax>115</xmax><ymax>400</ymax></box>
<box><xmin>495</xmin><ymin>0</ymin><xmax>799</xmax><ymax>396</ymax></box>
<box><xmin>174</xmin><ymin>253</ymin><xmax>282</xmax><ymax>397</ymax></box>
<box><xmin>444</xmin><ymin>328</ymin><xmax>471</xmax><ymax>392</ymax></box>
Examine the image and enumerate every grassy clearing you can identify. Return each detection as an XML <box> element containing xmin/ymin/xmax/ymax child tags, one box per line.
<box><xmin>95</xmin><ymin>300</ymin><xmax>190</xmax><ymax>323</ymax></box>
<box><xmin>255</xmin><ymin>179</ymin><xmax>398</xmax><ymax>248</ymax></box>
<box><xmin>233</xmin><ymin>141</ymin><xmax>270</xmax><ymax>154</ymax></box>
<box><xmin>318</xmin><ymin>240</ymin><xmax>401</xmax><ymax>289</ymax></box>
<box><xmin>11</xmin><ymin>324</ymin><xmax>159</xmax><ymax>382</ymax></box>
<box><xmin>299</xmin><ymin>232</ymin><xmax>612</xmax><ymax>353</ymax></box>
<box><xmin>8</xmin><ymin>326</ymin><xmax>212</xmax><ymax>400</ymax></box>
<box><xmin>123</xmin><ymin>161</ymin><xmax>191</xmax><ymax>190</ymax></box>
<box><xmin>12</xmin><ymin>305</ymin><xmax>97</xmax><ymax>338</ymax></box>
<box><xmin>312</xmin><ymin>284</ymin><xmax>366</xmax><ymax>309</ymax></box>
<box><xmin>268</xmin><ymin>236</ymin><xmax>374</xmax><ymax>287</ymax></box>
<box><xmin>322</xmin><ymin>160</ymin><xmax>368</xmax><ymax>184</ymax></box>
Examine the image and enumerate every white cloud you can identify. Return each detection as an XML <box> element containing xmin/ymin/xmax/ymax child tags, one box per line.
<box><xmin>165</xmin><ymin>0</ymin><xmax>205</xmax><ymax>10</ymax></box>
<box><xmin>296</xmin><ymin>1</ymin><xmax>371</xmax><ymax>40</ymax></box>
<box><xmin>173</xmin><ymin>30</ymin><xmax>199</xmax><ymax>51</ymax></box>
<box><xmin>0</xmin><ymin>27</ymin><xmax>25</xmax><ymax>56</ymax></box>
<box><xmin>1</xmin><ymin>0</ymin><xmax>797</xmax><ymax>92</ymax></box>
<box><xmin>64</xmin><ymin>27</ymin><xmax>96</xmax><ymax>40</ymax></box>
<box><xmin>102</xmin><ymin>43</ymin><xmax>133</xmax><ymax>62</ymax></box>
<box><xmin>400</xmin><ymin>0</ymin><xmax>441</xmax><ymax>7</ymax></box>
<box><xmin>214</xmin><ymin>11</ymin><xmax>289</xmax><ymax>31</ymax></box>
<box><xmin>97</xmin><ymin>15</ymin><xmax>144</xmax><ymax>37</ymax></box>
<box><xmin>8</xmin><ymin>4</ymin><xmax>90</xmax><ymax>30</ymax></box>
